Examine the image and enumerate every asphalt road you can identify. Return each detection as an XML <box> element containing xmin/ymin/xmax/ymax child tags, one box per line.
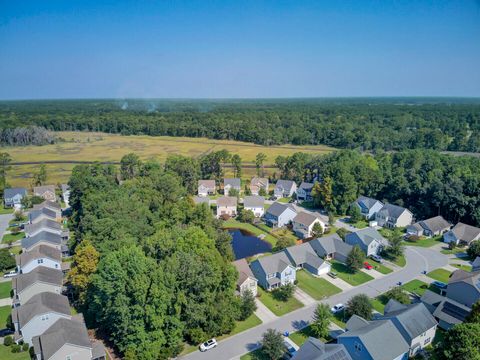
<box><xmin>183</xmin><ymin>246</ymin><xmax>448</xmax><ymax>360</ymax></box>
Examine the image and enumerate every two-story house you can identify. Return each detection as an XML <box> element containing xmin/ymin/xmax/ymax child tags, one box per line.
<box><xmin>273</xmin><ymin>180</ymin><xmax>297</xmax><ymax>198</ymax></box>
<box><xmin>4</xmin><ymin>187</ymin><xmax>27</xmax><ymax>209</ymax></box>
<box><xmin>224</xmin><ymin>178</ymin><xmax>241</xmax><ymax>195</ymax></box>
<box><xmin>33</xmin><ymin>201</ymin><xmax>62</xmax><ymax>220</ymax></box>
<box><xmin>29</xmin><ymin>208</ymin><xmax>57</xmax><ymax>224</ymax></box>
<box><xmin>250</xmin><ymin>177</ymin><xmax>269</xmax><ymax>196</ymax></box>
<box><xmin>292</xmin><ymin>337</ymin><xmax>352</xmax><ymax>360</ymax></box>
<box><xmin>375</xmin><ymin>204</ymin><xmax>413</xmax><ymax>228</ymax></box>
<box><xmin>353</xmin><ymin>196</ymin><xmax>384</xmax><ymax>220</ymax></box>
<box><xmin>445</xmin><ymin>269</ymin><xmax>480</xmax><ymax>308</ymax></box>
<box><xmin>406</xmin><ymin>216</ymin><xmax>451</xmax><ymax>237</ymax></box>
<box><xmin>284</xmin><ymin>242</ymin><xmax>331</xmax><ymax>276</ymax></box>
<box><xmin>232</xmin><ymin>259</ymin><xmax>258</xmax><ymax>297</ymax></box>
<box><xmin>250</xmin><ymin>252</ymin><xmax>296</xmax><ymax>290</ymax></box>
<box><xmin>443</xmin><ymin>222</ymin><xmax>480</xmax><ymax>246</ymax></box>
<box><xmin>345</xmin><ymin>228</ymin><xmax>387</xmax><ymax>256</ymax></box>
<box><xmin>296</xmin><ymin>182</ymin><xmax>314</xmax><ymax>202</ymax></box>
<box><xmin>33</xmin><ymin>185</ymin><xmax>57</xmax><ymax>202</ymax></box>
<box><xmin>16</xmin><ymin>245</ymin><xmax>62</xmax><ymax>274</ymax></box>
<box><xmin>197</xmin><ymin>180</ymin><xmax>216</xmax><ymax>197</ymax></box>
<box><xmin>13</xmin><ymin>267</ymin><xmax>63</xmax><ymax>305</ymax></box>
<box><xmin>309</xmin><ymin>233</ymin><xmax>353</xmax><ymax>264</ymax></box>
<box><xmin>216</xmin><ymin>196</ymin><xmax>238</xmax><ymax>218</ymax></box>
<box><xmin>264</xmin><ymin>202</ymin><xmax>297</xmax><ymax>228</ymax></box>
<box><xmin>22</xmin><ymin>231</ymin><xmax>64</xmax><ymax>253</ymax></box>
<box><xmin>292</xmin><ymin>211</ymin><xmax>325</xmax><ymax>239</ymax></box>
<box><xmin>243</xmin><ymin>195</ymin><xmax>265</xmax><ymax>217</ymax></box>
<box><xmin>24</xmin><ymin>219</ymin><xmax>64</xmax><ymax>239</ymax></box>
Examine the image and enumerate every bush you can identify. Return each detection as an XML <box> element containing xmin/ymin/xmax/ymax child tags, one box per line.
<box><xmin>219</xmin><ymin>214</ymin><xmax>231</xmax><ymax>221</ymax></box>
<box><xmin>22</xmin><ymin>343</ymin><xmax>29</xmax><ymax>352</ymax></box>
<box><xmin>406</xmin><ymin>235</ymin><xmax>421</xmax><ymax>242</ymax></box>
<box><xmin>384</xmin><ymin>287</ymin><xmax>411</xmax><ymax>305</ymax></box>
<box><xmin>0</xmin><ymin>249</ymin><xmax>16</xmax><ymax>271</ymax></box>
<box><xmin>336</xmin><ymin>228</ymin><xmax>350</xmax><ymax>241</ymax></box>
<box><xmin>346</xmin><ymin>294</ymin><xmax>373</xmax><ymax>320</ymax></box>
<box><xmin>3</xmin><ymin>335</ymin><xmax>13</xmax><ymax>346</ymax></box>
<box><xmin>271</xmin><ymin>283</ymin><xmax>295</xmax><ymax>302</ymax></box>
<box><xmin>238</xmin><ymin>209</ymin><xmax>255</xmax><ymax>224</ymax></box>
<box><xmin>186</xmin><ymin>327</ymin><xmax>207</xmax><ymax>345</ymax></box>
<box><xmin>467</xmin><ymin>241</ymin><xmax>480</xmax><ymax>259</ymax></box>
<box><xmin>11</xmin><ymin>344</ymin><xmax>21</xmax><ymax>353</ymax></box>
<box><xmin>273</xmin><ymin>237</ymin><xmax>295</xmax><ymax>252</ymax></box>
<box><xmin>10</xmin><ymin>226</ymin><xmax>21</xmax><ymax>235</ymax></box>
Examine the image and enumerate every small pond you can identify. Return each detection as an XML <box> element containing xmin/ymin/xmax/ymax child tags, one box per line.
<box><xmin>228</xmin><ymin>229</ymin><xmax>272</xmax><ymax>260</ymax></box>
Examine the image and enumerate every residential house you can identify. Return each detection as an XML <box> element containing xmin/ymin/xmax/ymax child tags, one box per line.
<box><xmin>32</xmin><ymin>318</ymin><xmax>106</xmax><ymax>360</ymax></box>
<box><xmin>380</xmin><ymin>300</ymin><xmax>437</xmax><ymax>356</ymax></box>
<box><xmin>250</xmin><ymin>252</ymin><xmax>296</xmax><ymax>290</ymax></box>
<box><xmin>193</xmin><ymin>196</ymin><xmax>211</xmax><ymax>206</ymax></box>
<box><xmin>445</xmin><ymin>269</ymin><xmax>480</xmax><ymax>308</ymax></box>
<box><xmin>33</xmin><ymin>201</ymin><xmax>62</xmax><ymax>219</ymax></box>
<box><xmin>16</xmin><ymin>245</ymin><xmax>62</xmax><ymax>274</ymax></box>
<box><xmin>472</xmin><ymin>257</ymin><xmax>480</xmax><ymax>272</ymax></box>
<box><xmin>375</xmin><ymin>203</ymin><xmax>413</xmax><ymax>228</ymax></box>
<box><xmin>292</xmin><ymin>211</ymin><xmax>325</xmax><ymax>239</ymax></box>
<box><xmin>353</xmin><ymin>196</ymin><xmax>384</xmax><ymax>220</ymax></box>
<box><xmin>29</xmin><ymin>208</ymin><xmax>57</xmax><ymax>224</ymax></box>
<box><xmin>264</xmin><ymin>202</ymin><xmax>297</xmax><ymax>228</ymax></box>
<box><xmin>61</xmin><ymin>183</ymin><xmax>70</xmax><ymax>208</ymax></box>
<box><xmin>309</xmin><ymin>233</ymin><xmax>353</xmax><ymax>264</ymax></box>
<box><xmin>338</xmin><ymin>316</ymin><xmax>409</xmax><ymax>360</ymax></box>
<box><xmin>12</xmin><ymin>292</ymin><xmax>71</xmax><ymax>345</ymax></box>
<box><xmin>250</xmin><ymin>177</ymin><xmax>269</xmax><ymax>196</ymax></box>
<box><xmin>243</xmin><ymin>196</ymin><xmax>265</xmax><ymax>217</ymax></box>
<box><xmin>216</xmin><ymin>196</ymin><xmax>237</xmax><ymax>218</ymax></box>
<box><xmin>22</xmin><ymin>231</ymin><xmax>63</xmax><ymax>253</ymax></box>
<box><xmin>443</xmin><ymin>222</ymin><xmax>480</xmax><ymax>246</ymax></box>
<box><xmin>406</xmin><ymin>216</ymin><xmax>451</xmax><ymax>237</ymax></box>
<box><xmin>25</xmin><ymin>219</ymin><xmax>63</xmax><ymax>238</ymax></box>
<box><xmin>421</xmin><ymin>290</ymin><xmax>471</xmax><ymax>330</ymax></box>
<box><xmin>345</xmin><ymin>228</ymin><xmax>387</xmax><ymax>256</ymax></box>
<box><xmin>4</xmin><ymin>187</ymin><xmax>27</xmax><ymax>209</ymax></box>
<box><xmin>284</xmin><ymin>242</ymin><xmax>331</xmax><ymax>276</ymax></box>
<box><xmin>296</xmin><ymin>182</ymin><xmax>314</xmax><ymax>202</ymax></box>
<box><xmin>13</xmin><ymin>267</ymin><xmax>63</xmax><ymax>305</ymax></box>
<box><xmin>273</xmin><ymin>180</ymin><xmax>297</xmax><ymax>198</ymax></box>
<box><xmin>34</xmin><ymin>185</ymin><xmax>57</xmax><ymax>202</ymax></box>
<box><xmin>197</xmin><ymin>180</ymin><xmax>216</xmax><ymax>197</ymax></box>
<box><xmin>224</xmin><ymin>178</ymin><xmax>241</xmax><ymax>195</ymax></box>
<box><xmin>291</xmin><ymin>337</ymin><xmax>352</xmax><ymax>360</ymax></box>
<box><xmin>232</xmin><ymin>259</ymin><xmax>258</xmax><ymax>297</ymax></box>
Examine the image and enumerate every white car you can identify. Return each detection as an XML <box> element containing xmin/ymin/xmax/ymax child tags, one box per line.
<box><xmin>199</xmin><ymin>338</ymin><xmax>217</xmax><ymax>352</ymax></box>
<box><xmin>3</xmin><ymin>270</ymin><xmax>17</xmax><ymax>278</ymax></box>
<box><xmin>370</xmin><ymin>254</ymin><xmax>383</xmax><ymax>263</ymax></box>
<box><xmin>331</xmin><ymin>303</ymin><xmax>345</xmax><ymax>313</ymax></box>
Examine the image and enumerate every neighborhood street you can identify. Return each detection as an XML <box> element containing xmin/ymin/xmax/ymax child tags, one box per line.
<box><xmin>183</xmin><ymin>246</ymin><xmax>448</xmax><ymax>360</ymax></box>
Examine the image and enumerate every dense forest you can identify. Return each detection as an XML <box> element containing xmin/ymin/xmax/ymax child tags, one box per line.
<box><xmin>1</xmin><ymin>98</ymin><xmax>479</xmax><ymax>151</ymax></box>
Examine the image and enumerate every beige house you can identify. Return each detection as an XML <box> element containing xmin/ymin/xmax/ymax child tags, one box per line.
<box><xmin>292</xmin><ymin>212</ymin><xmax>325</xmax><ymax>239</ymax></box>
<box><xmin>197</xmin><ymin>180</ymin><xmax>216</xmax><ymax>197</ymax></box>
<box><xmin>33</xmin><ymin>185</ymin><xmax>57</xmax><ymax>202</ymax></box>
<box><xmin>216</xmin><ymin>196</ymin><xmax>237</xmax><ymax>218</ymax></box>
<box><xmin>250</xmin><ymin>177</ymin><xmax>269</xmax><ymax>196</ymax></box>
<box><xmin>232</xmin><ymin>259</ymin><xmax>258</xmax><ymax>297</ymax></box>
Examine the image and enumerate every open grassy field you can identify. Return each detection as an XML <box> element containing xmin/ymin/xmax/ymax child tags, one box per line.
<box><xmin>4</xmin><ymin>131</ymin><xmax>334</xmax><ymax>187</ymax></box>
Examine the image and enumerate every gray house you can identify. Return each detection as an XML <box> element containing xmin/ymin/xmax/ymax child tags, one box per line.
<box><xmin>273</xmin><ymin>180</ymin><xmax>297</xmax><ymax>198</ymax></box>
<box><xmin>29</xmin><ymin>208</ymin><xmax>57</xmax><ymax>224</ymax></box>
<box><xmin>16</xmin><ymin>244</ymin><xmax>62</xmax><ymax>274</ymax></box>
<box><xmin>13</xmin><ymin>267</ymin><xmax>63</xmax><ymax>305</ymax></box>
<box><xmin>291</xmin><ymin>337</ymin><xmax>352</xmax><ymax>360</ymax></box>
<box><xmin>354</xmin><ymin>196</ymin><xmax>384</xmax><ymax>220</ymax></box>
<box><xmin>250</xmin><ymin>252</ymin><xmax>296</xmax><ymax>290</ymax></box>
<box><xmin>381</xmin><ymin>300</ymin><xmax>437</xmax><ymax>356</ymax></box>
<box><xmin>32</xmin><ymin>318</ymin><xmax>106</xmax><ymax>360</ymax></box>
<box><xmin>22</xmin><ymin>231</ymin><xmax>63</xmax><ymax>252</ymax></box>
<box><xmin>264</xmin><ymin>202</ymin><xmax>297</xmax><ymax>228</ymax></box>
<box><xmin>284</xmin><ymin>242</ymin><xmax>331</xmax><ymax>276</ymax></box>
<box><xmin>12</xmin><ymin>292</ymin><xmax>71</xmax><ymax>345</ymax></box>
<box><xmin>33</xmin><ymin>201</ymin><xmax>62</xmax><ymax>219</ymax></box>
<box><xmin>443</xmin><ymin>222</ymin><xmax>480</xmax><ymax>246</ymax></box>
<box><xmin>224</xmin><ymin>178</ymin><xmax>241</xmax><ymax>195</ymax></box>
<box><xmin>345</xmin><ymin>228</ymin><xmax>387</xmax><ymax>256</ymax></box>
<box><xmin>338</xmin><ymin>316</ymin><xmax>409</xmax><ymax>360</ymax></box>
<box><xmin>296</xmin><ymin>182</ymin><xmax>314</xmax><ymax>202</ymax></box>
<box><xmin>472</xmin><ymin>257</ymin><xmax>480</xmax><ymax>272</ymax></box>
<box><xmin>24</xmin><ymin>219</ymin><xmax>62</xmax><ymax>238</ymax></box>
<box><xmin>4</xmin><ymin>187</ymin><xmax>27</xmax><ymax>208</ymax></box>
<box><xmin>243</xmin><ymin>195</ymin><xmax>265</xmax><ymax>217</ymax></box>
<box><xmin>406</xmin><ymin>216</ymin><xmax>451</xmax><ymax>237</ymax></box>
<box><xmin>309</xmin><ymin>233</ymin><xmax>353</xmax><ymax>264</ymax></box>
<box><xmin>446</xmin><ymin>269</ymin><xmax>480</xmax><ymax>308</ymax></box>
<box><xmin>375</xmin><ymin>203</ymin><xmax>413</xmax><ymax>228</ymax></box>
<box><xmin>421</xmin><ymin>290</ymin><xmax>471</xmax><ymax>330</ymax></box>
<box><xmin>33</xmin><ymin>185</ymin><xmax>57</xmax><ymax>202</ymax></box>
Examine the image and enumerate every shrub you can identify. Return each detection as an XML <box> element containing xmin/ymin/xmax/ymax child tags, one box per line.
<box><xmin>10</xmin><ymin>226</ymin><xmax>21</xmax><ymax>235</ymax></box>
<box><xmin>407</xmin><ymin>235</ymin><xmax>421</xmax><ymax>242</ymax></box>
<box><xmin>22</xmin><ymin>343</ymin><xmax>29</xmax><ymax>351</ymax></box>
<box><xmin>0</xmin><ymin>249</ymin><xmax>16</xmax><ymax>271</ymax></box>
<box><xmin>186</xmin><ymin>327</ymin><xmax>207</xmax><ymax>345</ymax></box>
<box><xmin>3</xmin><ymin>335</ymin><xmax>13</xmax><ymax>346</ymax></box>
<box><xmin>271</xmin><ymin>283</ymin><xmax>294</xmax><ymax>302</ymax></box>
<box><xmin>11</xmin><ymin>344</ymin><xmax>21</xmax><ymax>353</ymax></box>
<box><xmin>219</xmin><ymin>214</ymin><xmax>231</xmax><ymax>221</ymax></box>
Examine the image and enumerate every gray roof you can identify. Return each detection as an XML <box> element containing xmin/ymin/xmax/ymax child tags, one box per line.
<box><xmin>13</xmin><ymin>267</ymin><xmax>63</xmax><ymax>294</ymax></box>
<box><xmin>17</xmin><ymin>244</ymin><xmax>62</xmax><ymax>267</ymax></box>
<box><xmin>13</xmin><ymin>292</ymin><xmax>70</xmax><ymax>327</ymax></box>
<box><xmin>255</xmin><ymin>251</ymin><xmax>293</xmax><ymax>274</ymax></box>
<box><xmin>198</xmin><ymin>179</ymin><xmax>216</xmax><ymax>190</ymax></box>
<box><xmin>379</xmin><ymin>203</ymin><xmax>411</xmax><ymax>219</ymax></box>
<box><xmin>419</xmin><ymin>216</ymin><xmax>451</xmax><ymax>233</ymax></box>
<box><xmin>345</xmin><ymin>314</ymin><xmax>370</xmax><ymax>331</ymax></box>
<box><xmin>338</xmin><ymin>319</ymin><xmax>409</xmax><ymax>360</ymax></box>
<box><xmin>450</xmin><ymin>222</ymin><xmax>480</xmax><ymax>243</ymax></box>
<box><xmin>243</xmin><ymin>195</ymin><xmax>264</xmax><ymax>208</ymax></box>
<box><xmin>22</xmin><ymin>231</ymin><xmax>63</xmax><ymax>250</ymax></box>
<box><xmin>421</xmin><ymin>290</ymin><xmax>471</xmax><ymax>326</ymax></box>
<box><xmin>33</xmin><ymin>185</ymin><xmax>56</xmax><ymax>196</ymax></box>
<box><xmin>61</xmin><ymin>184</ymin><xmax>70</xmax><ymax>193</ymax></box>
<box><xmin>356</xmin><ymin>196</ymin><xmax>383</xmax><ymax>211</ymax></box>
<box><xmin>309</xmin><ymin>234</ymin><xmax>353</xmax><ymax>258</ymax></box>
<box><xmin>33</xmin><ymin>200</ymin><xmax>61</xmax><ymax>211</ymax></box>
<box><xmin>293</xmin><ymin>211</ymin><xmax>322</xmax><ymax>227</ymax></box>
<box><xmin>4</xmin><ymin>187</ymin><xmax>27</xmax><ymax>199</ymax></box>
<box><xmin>29</xmin><ymin>208</ymin><xmax>57</xmax><ymax>223</ymax></box>
<box><xmin>381</xmin><ymin>300</ymin><xmax>438</xmax><ymax>342</ymax></box>
<box><xmin>233</xmin><ymin>258</ymin><xmax>257</xmax><ymax>287</ymax></box>
<box><xmin>275</xmin><ymin>180</ymin><xmax>296</xmax><ymax>192</ymax></box>
<box><xmin>24</xmin><ymin>219</ymin><xmax>62</xmax><ymax>235</ymax></box>
<box><xmin>284</xmin><ymin>242</ymin><xmax>326</xmax><ymax>269</ymax></box>
<box><xmin>224</xmin><ymin>178</ymin><xmax>241</xmax><ymax>188</ymax></box>
<box><xmin>266</xmin><ymin>202</ymin><xmax>296</xmax><ymax>218</ymax></box>
<box><xmin>346</xmin><ymin>227</ymin><xmax>386</xmax><ymax>247</ymax></box>
<box><xmin>472</xmin><ymin>257</ymin><xmax>480</xmax><ymax>271</ymax></box>
<box><xmin>299</xmin><ymin>182</ymin><xmax>314</xmax><ymax>191</ymax></box>
<box><xmin>448</xmin><ymin>269</ymin><xmax>480</xmax><ymax>291</ymax></box>
<box><xmin>33</xmin><ymin>318</ymin><xmax>91</xmax><ymax>360</ymax></box>
<box><xmin>217</xmin><ymin>196</ymin><xmax>237</xmax><ymax>207</ymax></box>
<box><xmin>291</xmin><ymin>337</ymin><xmax>352</xmax><ymax>360</ymax></box>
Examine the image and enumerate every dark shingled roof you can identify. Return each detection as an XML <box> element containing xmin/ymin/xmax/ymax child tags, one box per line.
<box><xmin>13</xmin><ymin>267</ymin><xmax>63</xmax><ymax>294</ymax></box>
<box><xmin>292</xmin><ymin>337</ymin><xmax>352</xmax><ymax>360</ymax></box>
<box><xmin>16</xmin><ymin>244</ymin><xmax>62</xmax><ymax>268</ymax></box>
<box><xmin>4</xmin><ymin>187</ymin><xmax>27</xmax><ymax>199</ymax></box>
<box><xmin>449</xmin><ymin>222</ymin><xmax>480</xmax><ymax>244</ymax></box>
<box><xmin>379</xmin><ymin>203</ymin><xmax>411</xmax><ymax>219</ymax></box>
<box><xmin>356</xmin><ymin>196</ymin><xmax>383</xmax><ymax>211</ymax></box>
<box><xmin>266</xmin><ymin>202</ymin><xmax>296</xmax><ymax>217</ymax></box>
<box><xmin>22</xmin><ymin>231</ymin><xmax>63</xmax><ymax>250</ymax></box>
<box><xmin>420</xmin><ymin>216</ymin><xmax>451</xmax><ymax>233</ymax></box>
<box><xmin>243</xmin><ymin>195</ymin><xmax>264</xmax><ymax>208</ymax></box>
<box><xmin>224</xmin><ymin>178</ymin><xmax>241</xmax><ymax>188</ymax></box>
<box><xmin>29</xmin><ymin>208</ymin><xmax>57</xmax><ymax>223</ymax></box>
<box><xmin>13</xmin><ymin>292</ymin><xmax>70</xmax><ymax>327</ymax></box>
<box><xmin>232</xmin><ymin>258</ymin><xmax>257</xmax><ymax>287</ymax></box>
<box><xmin>293</xmin><ymin>212</ymin><xmax>321</xmax><ymax>227</ymax></box>
<box><xmin>309</xmin><ymin>233</ymin><xmax>353</xmax><ymax>259</ymax></box>
<box><xmin>216</xmin><ymin>196</ymin><xmax>237</xmax><ymax>207</ymax></box>
<box><xmin>275</xmin><ymin>180</ymin><xmax>296</xmax><ymax>193</ymax></box>
<box><xmin>33</xmin><ymin>200</ymin><xmax>61</xmax><ymax>211</ymax></box>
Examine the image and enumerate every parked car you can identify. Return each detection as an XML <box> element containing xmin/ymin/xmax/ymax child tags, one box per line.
<box><xmin>283</xmin><ymin>340</ymin><xmax>296</xmax><ymax>358</ymax></box>
<box><xmin>370</xmin><ymin>254</ymin><xmax>383</xmax><ymax>263</ymax></box>
<box><xmin>364</xmin><ymin>262</ymin><xmax>373</xmax><ymax>270</ymax></box>
<box><xmin>199</xmin><ymin>338</ymin><xmax>217</xmax><ymax>352</ymax></box>
<box><xmin>331</xmin><ymin>303</ymin><xmax>345</xmax><ymax>313</ymax></box>
<box><xmin>0</xmin><ymin>328</ymin><xmax>14</xmax><ymax>337</ymax></box>
<box><xmin>327</xmin><ymin>272</ymin><xmax>338</xmax><ymax>279</ymax></box>
<box><xmin>3</xmin><ymin>270</ymin><xmax>17</xmax><ymax>278</ymax></box>
<box><xmin>432</xmin><ymin>281</ymin><xmax>447</xmax><ymax>289</ymax></box>
<box><xmin>269</xmin><ymin>196</ymin><xmax>277</xmax><ymax>201</ymax></box>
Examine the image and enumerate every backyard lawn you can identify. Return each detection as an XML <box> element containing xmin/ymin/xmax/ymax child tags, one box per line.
<box><xmin>270</xmin><ymin>228</ymin><xmax>299</xmax><ymax>243</ymax></box>
<box><xmin>277</xmin><ymin>197</ymin><xmax>291</xmax><ymax>204</ymax></box>
<box><xmin>331</xmin><ymin>311</ymin><xmax>347</xmax><ymax>328</ymax></box>
<box><xmin>349</xmin><ymin>219</ymin><xmax>368</xmax><ymax>229</ymax></box>
<box><xmin>257</xmin><ymin>288</ymin><xmax>304</xmax><ymax>316</ymax></box>
<box><xmin>0</xmin><ymin>305</ymin><xmax>11</xmax><ymax>328</ymax></box>
<box><xmin>0</xmin><ymin>282</ymin><xmax>12</xmax><ymax>299</ymax></box>
<box><xmin>330</xmin><ymin>261</ymin><xmax>374</xmax><ymax>286</ymax></box>
<box><xmin>289</xmin><ymin>325</ymin><xmax>330</xmax><ymax>346</ymax></box>
<box><xmin>296</xmin><ymin>270</ymin><xmax>341</xmax><ymax>300</ymax></box>
<box><xmin>371</xmin><ymin>297</ymin><xmax>387</xmax><ymax>314</ymax></box>
<box><xmin>0</xmin><ymin>345</ymin><xmax>30</xmax><ymax>360</ymax></box>
<box><xmin>427</xmin><ymin>269</ymin><xmax>452</xmax><ymax>283</ymax></box>
<box><xmin>1</xmin><ymin>232</ymin><xmax>24</xmax><ymax>244</ymax></box>
<box><xmin>223</xmin><ymin>219</ymin><xmax>277</xmax><ymax>246</ymax></box>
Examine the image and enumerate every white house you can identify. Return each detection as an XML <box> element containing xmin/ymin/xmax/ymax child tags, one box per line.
<box><xmin>292</xmin><ymin>212</ymin><xmax>325</xmax><ymax>239</ymax></box>
<box><xmin>197</xmin><ymin>180</ymin><xmax>216</xmax><ymax>197</ymax></box>
<box><xmin>243</xmin><ymin>195</ymin><xmax>265</xmax><ymax>217</ymax></box>
<box><xmin>16</xmin><ymin>245</ymin><xmax>62</xmax><ymax>274</ymax></box>
<box><xmin>61</xmin><ymin>184</ymin><xmax>71</xmax><ymax>208</ymax></box>
<box><xmin>354</xmin><ymin>196</ymin><xmax>384</xmax><ymax>220</ymax></box>
<box><xmin>264</xmin><ymin>202</ymin><xmax>297</xmax><ymax>228</ymax></box>
<box><xmin>250</xmin><ymin>252</ymin><xmax>296</xmax><ymax>290</ymax></box>
<box><xmin>216</xmin><ymin>196</ymin><xmax>238</xmax><ymax>218</ymax></box>
<box><xmin>375</xmin><ymin>203</ymin><xmax>413</xmax><ymax>228</ymax></box>
<box><xmin>273</xmin><ymin>180</ymin><xmax>297</xmax><ymax>198</ymax></box>
<box><xmin>4</xmin><ymin>188</ymin><xmax>27</xmax><ymax>209</ymax></box>
<box><xmin>24</xmin><ymin>219</ymin><xmax>63</xmax><ymax>238</ymax></box>
<box><xmin>224</xmin><ymin>178</ymin><xmax>241</xmax><ymax>195</ymax></box>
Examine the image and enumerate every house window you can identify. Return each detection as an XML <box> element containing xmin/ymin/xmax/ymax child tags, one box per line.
<box><xmin>354</xmin><ymin>342</ymin><xmax>362</xmax><ymax>352</ymax></box>
<box><xmin>55</xmin><ymin>264</ymin><xmax>59</xmax><ymax>268</ymax></box>
<box><xmin>41</xmin><ymin>314</ymin><xmax>49</xmax><ymax>321</ymax></box>
<box><xmin>424</xmin><ymin>338</ymin><xmax>431</xmax><ymax>345</ymax></box>
<box><xmin>38</xmin><ymin>259</ymin><xmax>44</xmax><ymax>264</ymax></box>
<box><xmin>66</xmin><ymin>356</ymin><xmax>72</xmax><ymax>360</ymax></box>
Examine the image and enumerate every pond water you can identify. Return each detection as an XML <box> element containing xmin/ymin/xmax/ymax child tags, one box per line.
<box><xmin>228</xmin><ymin>228</ymin><xmax>272</xmax><ymax>260</ymax></box>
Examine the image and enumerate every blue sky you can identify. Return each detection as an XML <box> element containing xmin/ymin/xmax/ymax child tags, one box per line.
<box><xmin>1</xmin><ymin>0</ymin><xmax>479</xmax><ymax>99</ymax></box>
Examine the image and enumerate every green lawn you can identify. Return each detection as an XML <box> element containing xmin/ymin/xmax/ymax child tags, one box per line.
<box><xmin>451</xmin><ymin>264</ymin><xmax>472</xmax><ymax>272</ymax></box>
<box><xmin>0</xmin><ymin>305</ymin><xmax>11</xmax><ymax>328</ymax></box>
<box><xmin>349</xmin><ymin>219</ymin><xmax>368</xmax><ymax>229</ymax></box>
<box><xmin>402</xmin><ymin>236</ymin><xmax>442</xmax><ymax>248</ymax></box>
<box><xmin>427</xmin><ymin>269</ymin><xmax>452</xmax><ymax>283</ymax></box>
<box><xmin>382</xmin><ymin>252</ymin><xmax>406</xmax><ymax>267</ymax></box>
<box><xmin>0</xmin><ymin>282</ymin><xmax>12</xmax><ymax>299</ymax></box>
<box><xmin>218</xmin><ymin>314</ymin><xmax>262</xmax><ymax>340</ymax></box>
<box><xmin>270</xmin><ymin>228</ymin><xmax>299</xmax><ymax>243</ymax></box>
<box><xmin>289</xmin><ymin>325</ymin><xmax>330</xmax><ymax>346</ymax></box>
<box><xmin>296</xmin><ymin>270</ymin><xmax>341</xmax><ymax>300</ymax></box>
<box><xmin>9</xmin><ymin>246</ymin><xmax>22</xmax><ymax>255</ymax></box>
<box><xmin>0</xmin><ymin>345</ymin><xmax>30</xmax><ymax>360</ymax></box>
<box><xmin>223</xmin><ymin>219</ymin><xmax>277</xmax><ymax>246</ymax></box>
<box><xmin>371</xmin><ymin>297</ymin><xmax>386</xmax><ymax>314</ymax></box>
<box><xmin>330</xmin><ymin>261</ymin><xmax>374</xmax><ymax>286</ymax></box>
<box><xmin>277</xmin><ymin>197</ymin><xmax>291</xmax><ymax>203</ymax></box>
<box><xmin>401</xmin><ymin>279</ymin><xmax>440</xmax><ymax>296</ymax></box>
<box><xmin>440</xmin><ymin>247</ymin><xmax>467</xmax><ymax>255</ymax></box>
<box><xmin>240</xmin><ymin>348</ymin><xmax>269</xmax><ymax>360</ymax></box>
<box><xmin>331</xmin><ymin>311</ymin><xmax>347</xmax><ymax>328</ymax></box>
<box><xmin>0</xmin><ymin>208</ymin><xmax>14</xmax><ymax>215</ymax></box>
<box><xmin>373</xmin><ymin>262</ymin><xmax>393</xmax><ymax>275</ymax></box>
<box><xmin>1</xmin><ymin>232</ymin><xmax>24</xmax><ymax>244</ymax></box>
<box><xmin>257</xmin><ymin>288</ymin><xmax>304</xmax><ymax>316</ymax></box>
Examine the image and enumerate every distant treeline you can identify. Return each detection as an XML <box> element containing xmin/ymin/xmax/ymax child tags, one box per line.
<box><xmin>0</xmin><ymin>125</ymin><xmax>55</xmax><ymax>146</ymax></box>
<box><xmin>0</xmin><ymin>99</ymin><xmax>479</xmax><ymax>152</ymax></box>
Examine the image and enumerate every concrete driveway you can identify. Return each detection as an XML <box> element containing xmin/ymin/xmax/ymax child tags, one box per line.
<box><xmin>182</xmin><ymin>246</ymin><xmax>448</xmax><ymax>360</ymax></box>
<box><xmin>0</xmin><ymin>213</ymin><xmax>13</xmax><ymax>237</ymax></box>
